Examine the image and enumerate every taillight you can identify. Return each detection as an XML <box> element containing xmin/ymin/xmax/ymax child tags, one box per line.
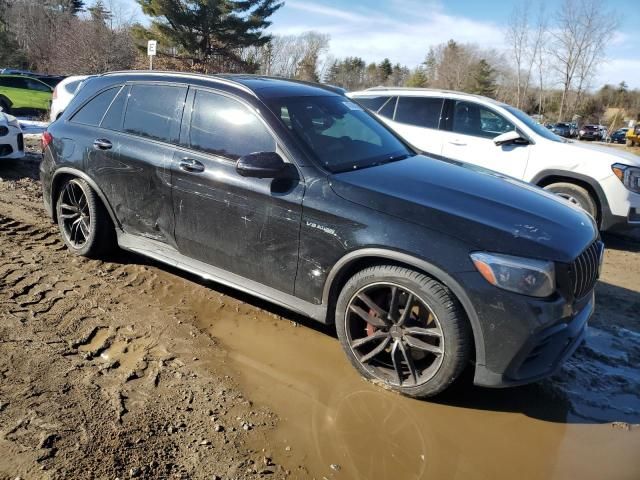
<box><xmin>42</xmin><ymin>131</ymin><xmax>53</xmax><ymax>151</ymax></box>
<box><xmin>52</xmin><ymin>86</ymin><xmax>58</xmax><ymax>100</ymax></box>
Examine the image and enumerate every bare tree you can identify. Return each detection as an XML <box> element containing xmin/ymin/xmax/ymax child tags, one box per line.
<box><xmin>550</xmin><ymin>0</ymin><xmax>619</xmax><ymax>121</ymax></box>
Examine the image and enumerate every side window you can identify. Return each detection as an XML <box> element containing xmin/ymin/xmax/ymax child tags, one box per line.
<box><xmin>452</xmin><ymin>101</ymin><xmax>515</xmax><ymax>139</ymax></box>
<box><xmin>395</xmin><ymin>97</ymin><xmax>444</xmax><ymax>129</ymax></box>
<box><xmin>353</xmin><ymin>96</ymin><xmax>390</xmax><ymax>112</ymax></box>
<box><xmin>188</xmin><ymin>90</ymin><xmax>275</xmax><ymax>160</ymax></box>
<box><xmin>123</xmin><ymin>84</ymin><xmax>187</xmax><ymax>143</ymax></box>
<box><xmin>377</xmin><ymin>97</ymin><xmax>397</xmax><ymax>119</ymax></box>
<box><xmin>2</xmin><ymin>77</ymin><xmax>25</xmax><ymax>89</ymax></box>
<box><xmin>70</xmin><ymin>87</ymin><xmax>120</xmax><ymax>126</ymax></box>
<box><xmin>100</xmin><ymin>86</ymin><xmax>128</xmax><ymax>130</ymax></box>
<box><xmin>26</xmin><ymin>78</ymin><xmax>51</xmax><ymax>92</ymax></box>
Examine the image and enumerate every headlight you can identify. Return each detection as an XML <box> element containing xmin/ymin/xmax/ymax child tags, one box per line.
<box><xmin>579</xmin><ymin>130</ymin><xmax>585</xmax><ymax>135</ymax></box>
<box><xmin>611</xmin><ymin>163</ymin><xmax>640</xmax><ymax>193</ymax></box>
<box><xmin>470</xmin><ymin>252</ymin><xmax>555</xmax><ymax>297</ymax></box>
<box><xmin>6</xmin><ymin>116</ymin><xmax>19</xmax><ymax>128</ymax></box>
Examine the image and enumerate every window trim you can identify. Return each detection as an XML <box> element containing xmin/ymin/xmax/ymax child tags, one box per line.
<box><xmin>392</xmin><ymin>95</ymin><xmax>445</xmax><ymax>130</ymax></box>
<box><xmin>180</xmin><ymin>86</ymin><xmax>282</xmax><ymax>165</ymax></box>
<box><xmin>98</xmin><ymin>85</ymin><xmax>126</xmax><ymax>129</ymax></box>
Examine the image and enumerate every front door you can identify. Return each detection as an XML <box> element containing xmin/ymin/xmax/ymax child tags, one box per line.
<box><xmin>171</xmin><ymin>88</ymin><xmax>303</xmax><ymax>294</ymax></box>
<box><xmin>440</xmin><ymin>99</ymin><xmax>530</xmax><ymax>179</ymax></box>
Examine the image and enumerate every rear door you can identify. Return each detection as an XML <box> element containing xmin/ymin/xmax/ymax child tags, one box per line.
<box><xmin>81</xmin><ymin>82</ymin><xmax>187</xmax><ymax>244</ymax></box>
<box><xmin>172</xmin><ymin>88</ymin><xmax>304</xmax><ymax>294</ymax></box>
<box><xmin>440</xmin><ymin>99</ymin><xmax>530</xmax><ymax>179</ymax></box>
<box><xmin>23</xmin><ymin>77</ymin><xmax>53</xmax><ymax>110</ymax></box>
<box><xmin>367</xmin><ymin>95</ymin><xmax>445</xmax><ymax>156</ymax></box>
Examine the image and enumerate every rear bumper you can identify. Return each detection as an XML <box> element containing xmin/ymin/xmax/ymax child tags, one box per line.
<box><xmin>455</xmin><ymin>272</ymin><xmax>593</xmax><ymax>388</ymax></box>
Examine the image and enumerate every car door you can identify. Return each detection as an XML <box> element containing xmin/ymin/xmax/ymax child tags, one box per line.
<box><xmin>440</xmin><ymin>99</ymin><xmax>530</xmax><ymax>179</ymax></box>
<box><xmin>81</xmin><ymin>82</ymin><xmax>187</xmax><ymax>244</ymax></box>
<box><xmin>378</xmin><ymin>95</ymin><xmax>445</xmax><ymax>156</ymax></box>
<box><xmin>171</xmin><ymin>88</ymin><xmax>304</xmax><ymax>294</ymax></box>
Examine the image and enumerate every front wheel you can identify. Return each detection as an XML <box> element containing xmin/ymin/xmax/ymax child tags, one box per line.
<box><xmin>543</xmin><ymin>182</ymin><xmax>598</xmax><ymax>222</ymax></box>
<box><xmin>55</xmin><ymin>177</ymin><xmax>115</xmax><ymax>257</ymax></box>
<box><xmin>335</xmin><ymin>265</ymin><xmax>471</xmax><ymax>398</ymax></box>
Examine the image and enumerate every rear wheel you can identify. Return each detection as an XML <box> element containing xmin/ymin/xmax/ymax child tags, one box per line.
<box><xmin>55</xmin><ymin>177</ymin><xmax>115</xmax><ymax>257</ymax></box>
<box><xmin>335</xmin><ymin>265</ymin><xmax>471</xmax><ymax>398</ymax></box>
<box><xmin>543</xmin><ymin>182</ymin><xmax>598</xmax><ymax>221</ymax></box>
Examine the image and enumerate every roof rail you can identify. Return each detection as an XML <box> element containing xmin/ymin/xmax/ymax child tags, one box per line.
<box><xmin>100</xmin><ymin>70</ymin><xmax>258</xmax><ymax>97</ymax></box>
<box><xmin>220</xmin><ymin>73</ymin><xmax>347</xmax><ymax>96</ymax></box>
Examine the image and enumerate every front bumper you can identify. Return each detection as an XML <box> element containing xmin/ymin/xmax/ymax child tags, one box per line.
<box><xmin>0</xmin><ymin>126</ymin><xmax>24</xmax><ymax>159</ymax></box>
<box><xmin>456</xmin><ymin>271</ymin><xmax>593</xmax><ymax>388</ymax></box>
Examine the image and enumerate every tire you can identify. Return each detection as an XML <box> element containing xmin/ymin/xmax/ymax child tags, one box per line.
<box><xmin>543</xmin><ymin>182</ymin><xmax>598</xmax><ymax>220</ymax></box>
<box><xmin>55</xmin><ymin>177</ymin><xmax>115</xmax><ymax>257</ymax></box>
<box><xmin>335</xmin><ymin>265</ymin><xmax>471</xmax><ymax>398</ymax></box>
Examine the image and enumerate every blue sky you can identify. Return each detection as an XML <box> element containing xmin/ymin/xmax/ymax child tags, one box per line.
<box><xmin>113</xmin><ymin>0</ymin><xmax>640</xmax><ymax>88</ymax></box>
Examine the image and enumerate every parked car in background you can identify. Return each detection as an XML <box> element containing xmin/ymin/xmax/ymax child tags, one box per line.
<box><xmin>36</xmin><ymin>75</ymin><xmax>66</xmax><ymax>89</ymax></box>
<box><xmin>50</xmin><ymin>75</ymin><xmax>89</xmax><ymax>121</ymax></box>
<box><xmin>0</xmin><ymin>111</ymin><xmax>24</xmax><ymax>160</ymax></box>
<box><xmin>41</xmin><ymin>71</ymin><xmax>602</xmax><ymax>398</ymax></box>
<box><xmin>0</xmin><ymin>74</ymin><xmax>53</xmax><ymax>114</ymax></box>
<box><xmin>349</xmin><ymin>87</ymin><xmax>640</xmax><ymax>231</ymax></box>
<box><xmin>626</xmin><ymin>124</ymin><xmax>640</xmax><ymax>147</ymax></box>
<box><xmin>551</xmin><ymin>122</ymin><xmax>572</xmax><ymax>138</ymax></box>
<box><xmin>578</xmin><ymin>124</ymin><xmax>602</xmax><ymax>141</ymax></box>
<box><xmin>607</xmin><ymin>128</ymin><xmax>628</xmax><ymax>144</ymax></box>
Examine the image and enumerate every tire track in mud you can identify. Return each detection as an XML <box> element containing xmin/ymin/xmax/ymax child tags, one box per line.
<box><xmin>0</xmin><ymin>211</ymin><xmax>288</xmax><ymax>480</ymax></box>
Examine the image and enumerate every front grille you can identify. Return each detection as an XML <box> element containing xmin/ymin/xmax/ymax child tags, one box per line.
<box><xmin>17</xmin><ymin>133</ymin><xmax>23</xmax><ymax>151</ymax></box>
<box><xmin>569</xmin><ymin>241</ymin><xmax>603</xmax><ymax>299</ymax></box>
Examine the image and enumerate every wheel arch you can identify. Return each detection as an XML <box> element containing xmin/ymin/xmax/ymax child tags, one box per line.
<box><xmin>51</xmin><ymin>167</ymin><xmax>122</xmax><ymax>230</ymax></box>
<box><xmin>322</xmin><ymin>248</ymin><xmax>484</xmax><ymax>366</ymax></box>
<box><xmin>531</xmin><ymin>169</ymin><xmax>610</xmax><ymax>223</ymax></box>
<box><xmin>0</xmin><ymin>95</ymin><xmax>13</xmax><ymax>109</ymax></box>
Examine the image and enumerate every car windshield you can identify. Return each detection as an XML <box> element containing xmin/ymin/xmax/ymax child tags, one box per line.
<box><xmin>266</xmin><ymin>95</ymin><xmax>414</xmax><ymax>173</ymax></box>
<box><xmin>503</xmin><ymin>105</ymin><xmax>566</xmax><ymax>142</ymax></box>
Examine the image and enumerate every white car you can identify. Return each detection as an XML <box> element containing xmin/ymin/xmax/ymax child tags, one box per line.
<box><xmin>0</xmin><ymin>111</ymin><xmax>24</xmax><ymax>160</ymax></box>
<box><xmin>50</xmin><ymin>75</ymin><xmax>89</xmax><ymax>122</ymax></box>
<box><xmin>348</xmin><ymin>88</ymin><xmax>640</xmax><ymax>231</ymax></box>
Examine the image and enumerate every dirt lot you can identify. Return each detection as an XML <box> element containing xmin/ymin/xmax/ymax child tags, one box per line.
<box><xmin>1</xmin><ymin>149</ymin><xmax>639</xmax><ymax>480</ymax></box>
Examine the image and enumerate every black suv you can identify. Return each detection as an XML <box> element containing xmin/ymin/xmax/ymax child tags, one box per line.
<box><xmin>41</xmin><ymin>72</ymin><xmax>602</xmax><ymax>398</ymax></box>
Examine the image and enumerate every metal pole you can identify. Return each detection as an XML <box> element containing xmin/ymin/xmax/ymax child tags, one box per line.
<box><xmin>150</xmin><ymin>55</ymin><xmax>153</xmax><ymax>71</ymax></box>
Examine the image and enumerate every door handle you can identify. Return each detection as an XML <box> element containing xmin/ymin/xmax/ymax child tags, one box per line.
<box><xmin>179</xmin><ymin>158</ymin><xmax>205</xmax><ymax>173</ymax></box>
<box><xmin>93</xmin><ymin>138</ymin><xmax>112</xmax><ymax>150</ymax></box>
<box><xmin>448</xmin><ymin>140</ymin><xmax>466</xmax><ymax>146</ymax></box>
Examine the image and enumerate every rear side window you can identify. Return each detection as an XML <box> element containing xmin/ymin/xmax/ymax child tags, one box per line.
<box><xmin>353</xmin><ymin>96</ymin><xmax>390</xmax><ymax>112</ymax></box>
<box><xmin>71</xmin><ymin>87</ymin><xmax>120</xmax><ymax>126</ymax></box>
<box><xmin>377</xmin><ymin>97</ymin><xmax>396</xmax><ymax>119</ymax></box>
<box><xmin>187</xmin><ymin>90</ymin><xmax>275</xmax><ymax>160</ymax></box>
<box><xmin>395</xmin><ymin>97</ymin><xmax>444</xmax><ymax>129</ymax></box>
<box><xmin>25</xmin><ymin>78</ymin><xmax>51</xmax><ymax>92</ymax></box>
<box><xmin>100</xmin><ymin>86</ymin><xmax>127</xmax><ymax>131</ymax></box>
<box><xmin>64</xmin><ymin>80</ymin><xmax>82</xmax><ymax>94</ymax></box>
<box><xmin>123</xmin><ymin>84</ymin><xmax>187</xmax><ymax>143</ymax></box>
<box><xmin>0</xmin><ymin>77</ymin><xmax>26</xmax><ymax>89</ymax></box>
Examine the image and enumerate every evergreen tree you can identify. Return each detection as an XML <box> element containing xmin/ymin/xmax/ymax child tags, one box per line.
<box><xmin>135</xmin><ymin>0</ymin><xmax>283</xmax><ymax>70</ymax></box>
<box><xmin>88</xmin><ymin>0</ymin><xmax>112</xmax><ymax>24</ymax></box>
<box><xmin>468</xmin><ymin>59</ymin><xmax>496</xmax><ymax>97</ymax></box>
<box><xmin>405</xmin><ymin>68</ymin><xmax>428</xmax><ymax>88</ymax></box>
<box><xmin>378</xmin><ymin>58</ymin><xmax>392</xmax><ymax>81</ymax></box>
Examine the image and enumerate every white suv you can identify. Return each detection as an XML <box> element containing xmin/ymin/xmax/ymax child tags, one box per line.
<box><xmin>348</xmin><ymin>88</ymin><xmax>640</xmax><ymax>231</ymax></box>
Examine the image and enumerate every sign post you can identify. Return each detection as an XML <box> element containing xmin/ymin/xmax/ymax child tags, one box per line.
<box><xmin>147</xmin><ymin>40</ymin><xmax>157</xmax><ymax>70</ymax></box>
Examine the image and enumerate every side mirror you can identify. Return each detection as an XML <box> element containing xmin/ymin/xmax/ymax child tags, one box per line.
<box><xmin>236</xmin><ymin>151</ymin><xmax>286</xmax><ymax>178</ymax></box>
<box><xmin>494</xmin><ymin>130</ymin><xmax>527</xmax><ymax>146</ymax></box>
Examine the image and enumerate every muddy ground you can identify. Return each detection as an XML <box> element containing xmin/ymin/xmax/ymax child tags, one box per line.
<box><xmin>1</xmin><ymin>148</ymin><xmax>639</xmax><ymax>480</ymax></box>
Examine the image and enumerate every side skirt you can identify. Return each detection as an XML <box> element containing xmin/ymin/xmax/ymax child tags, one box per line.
<box><xmin>117</xmin><ymin>232</ymin><xmax>328</xmax><ymax>323</ymax></box>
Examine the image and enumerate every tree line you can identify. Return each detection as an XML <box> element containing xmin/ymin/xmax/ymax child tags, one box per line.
<box><xmin>0</xmin><ymin>0</ymin><xmax>638</xmax><ymax>125</ymax></box>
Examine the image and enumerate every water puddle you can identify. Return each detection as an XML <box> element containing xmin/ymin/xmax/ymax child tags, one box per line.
<box><xmin>193</xmin><ymin>308</ymin><xmax>640</xmax><ymax>480</ymax></box>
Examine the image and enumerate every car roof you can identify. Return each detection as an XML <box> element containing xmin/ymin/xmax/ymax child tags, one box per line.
<box><xmin>348</xmin><ymin>86</ymin><xmax>506</xmax><ymax>106</ymax></box>
<box><xmin>100</xmin><ymin>71</ymin><xmax>344</xmax><ymax>100</ymax></box>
